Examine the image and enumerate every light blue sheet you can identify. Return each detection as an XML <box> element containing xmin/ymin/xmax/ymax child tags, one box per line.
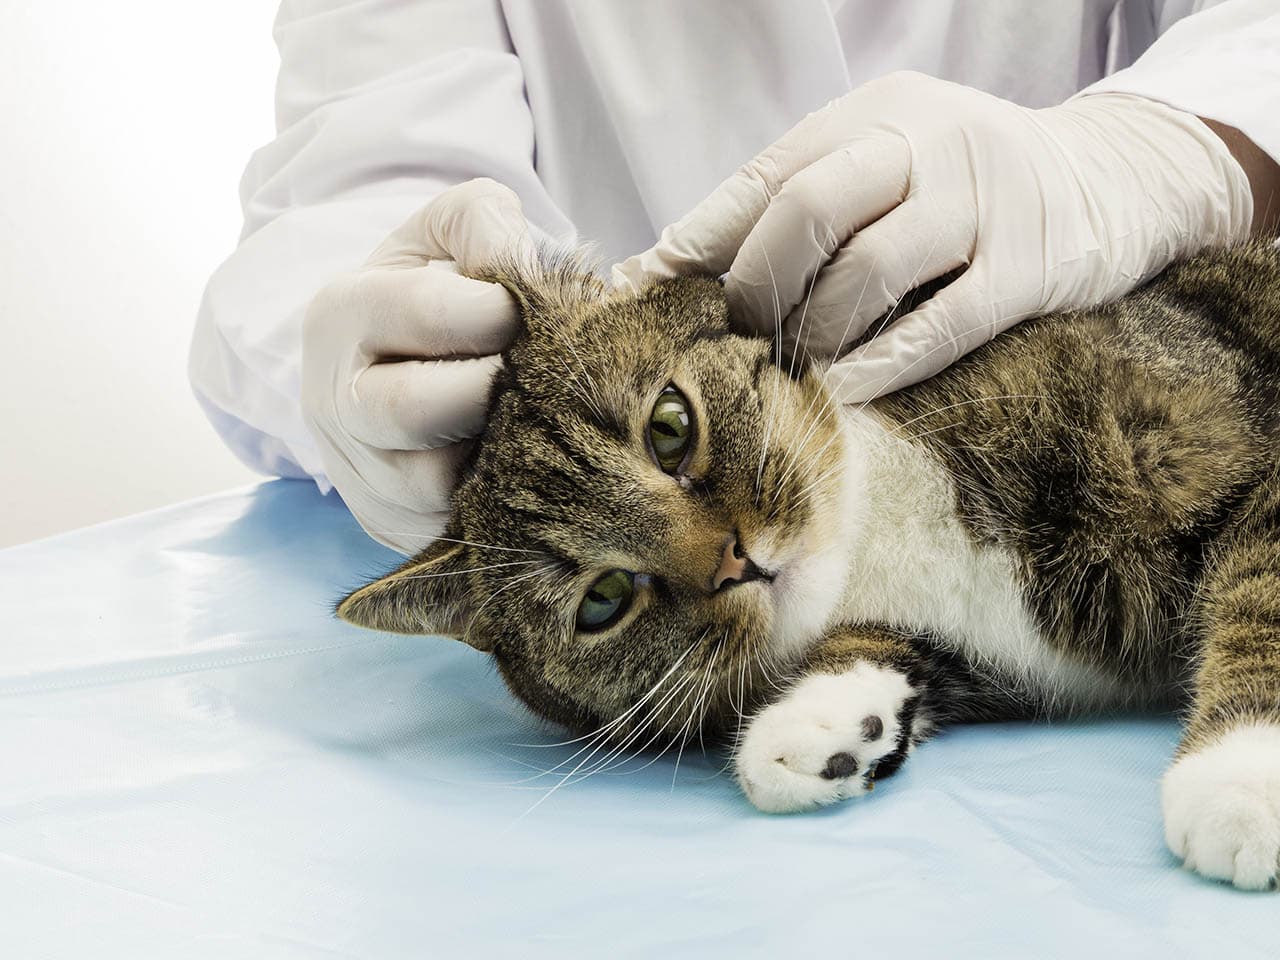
<box><xmin>2</xmin><ymin>480</ymin><xmax>1274</xmax><ymax>958</ymax></box>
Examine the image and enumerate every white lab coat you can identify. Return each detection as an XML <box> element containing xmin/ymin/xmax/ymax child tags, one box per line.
<box><xmin>189</xmin><ymin>0</ymin><xmax>1280</xmax><ymax>487</ymax></box>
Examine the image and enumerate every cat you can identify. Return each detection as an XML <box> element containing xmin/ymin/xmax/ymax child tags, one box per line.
<box><xmin>337</xmin><ymin>241</ymin><xmax>1280</xmax><ymax>890</ymax></box>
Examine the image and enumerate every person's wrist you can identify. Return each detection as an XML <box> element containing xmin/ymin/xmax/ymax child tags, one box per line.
<box><xmin>1197</xmin><ymin>117</ymin><xmax>1280</xmax><ymax>238</ymax></box>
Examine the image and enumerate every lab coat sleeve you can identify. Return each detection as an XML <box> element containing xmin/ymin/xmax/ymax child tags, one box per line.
<box><xmin>188</xmin><ymin>0</ymin><xmax>573</xmax><ymax>486</ymax></box>
<box><xmin>1079</xmin><ymin>0</ymin><xmax>1280</xmax><ymax>176</ymax></box>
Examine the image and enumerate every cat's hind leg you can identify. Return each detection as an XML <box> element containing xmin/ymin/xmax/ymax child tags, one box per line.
<box><xmin>1164</xmin><ymin>472</ymin><xmax>1280</xmax><ymax>890</ymax></box>
<box><xmin>735</xmin><ymin>625</ymin><xmax>1020</xmax><ymax>813</ymax></box>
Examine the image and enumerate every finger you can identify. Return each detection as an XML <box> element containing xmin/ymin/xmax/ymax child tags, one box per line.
<box><xmin>612</xmin><ymin>108</ymin><xmax>869</xmax><ymax>291</ymax></box>
<box><xmin>725</xmin><ymin>134</ymin><xmax>911</xmax><ymax>337</ymax></box>
<box><xmin>345</xmin><ymin>261</ymin><xmax>521</xmax><ymax>359</ymax></box>
<box><xmin>327</xmin><ymin>443</ymin><xmax>467</xmax><ymax>555</ymax></box>
<box><xmin>824</xmin><ymin>269</ymin><xmax>1029</xmax><ymax>405</ymax></box>
<box><xmin>344</xmin><ymin>354</ymin><xmax>503</xmax><ymax>450</ymax></box>
<box><xmin>610</xmin><ymin>74</ymin><xmax>929</xmax><ymax>291</ymax></box>
<box><xmin>781</xmin><ymin>194</ymin><xmax>974</xmax><ymax>361</ymax></box>
<box><xmin>369</xmin><ymin>178</ymin><xmax>537</xmax><ymax>273</ymax></box>
<box><xmin>359</xmin><ymin>507</ymin><xmax>448</xmax><ymax>557</ymax></box>
<box><xmin>362</xmin><ymin>442</ymin><xmax>473</xmax><ymax>518</ymax></box>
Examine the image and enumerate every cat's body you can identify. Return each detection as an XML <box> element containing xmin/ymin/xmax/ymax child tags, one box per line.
<box><xmin>340</xmin><ymin>241</ymin><xmax>1280</xmax><ymax>890</ymax></box>
<box><xmin>835</xmin><ymin>243</ymin><xmax>1280</xmax><ymax>720</ymax></box>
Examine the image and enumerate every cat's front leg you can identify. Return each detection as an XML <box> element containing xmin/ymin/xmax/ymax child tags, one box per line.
<box><xmin>735</xmin><ymin>625</ymin><xmax>927</xmax><ymax>814</ymax></box>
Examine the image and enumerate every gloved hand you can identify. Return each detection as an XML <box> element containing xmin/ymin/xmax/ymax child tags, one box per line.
<box><xmin>302</xmin><ymin>179</ymin><xmax>536</xmax><ymax>554</ymax></box>
<box><xmin>613</xmin><ymin>71</ymin><xmax>1253</xmax><ymax>403</ymax></box>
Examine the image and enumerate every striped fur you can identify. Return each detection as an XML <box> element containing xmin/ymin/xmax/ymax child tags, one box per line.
<box><xmin>339</xmin><ymin>242</ymin><xmax>1280</xmax><ymax>884</ymax></box>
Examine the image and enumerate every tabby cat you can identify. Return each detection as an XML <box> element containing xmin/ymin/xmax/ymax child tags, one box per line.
<box><xmin>338</xmin><ymin>241</ymin><xmax>1280</xmax><ymax>890</ymax></box>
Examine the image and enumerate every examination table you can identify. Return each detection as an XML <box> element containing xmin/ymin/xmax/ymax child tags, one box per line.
<box><xmin>2</xmin><ymin>480</ymin><xmax>1274</xmax><ymax>958</ymax></box>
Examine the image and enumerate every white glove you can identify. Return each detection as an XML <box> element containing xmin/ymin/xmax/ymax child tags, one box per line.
<box><xmin>613</xmin><ymin>71</ymin><xmax>1252</xmax><ymax>403</ymax></box>
<box><xmin>302</xmin><ymin>179</ymin><xmax>536</xmax><ymax>554</ymax></box>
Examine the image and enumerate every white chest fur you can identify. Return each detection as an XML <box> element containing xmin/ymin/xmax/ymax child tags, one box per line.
<box><xmin>829</xmin><ymin>410</ymin><xmax>1124</xmax><ymax>713</ymax></box>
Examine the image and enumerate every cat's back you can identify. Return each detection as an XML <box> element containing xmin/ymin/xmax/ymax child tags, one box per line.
<box><xmin>870</xmin><ymin>240</ymin><xmax>1280</xmax><ymax>684</ymax></box>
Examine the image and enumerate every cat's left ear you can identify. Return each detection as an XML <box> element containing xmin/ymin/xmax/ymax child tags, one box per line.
<box><xmin>476</xmin><ymin>251</ymin><xmax>605</xmax><ymax>334</ymax></box>
<box><xmin>336</xmin><ymin>538</ymin><xmax>491</xmax><ymax>652</ymax></box>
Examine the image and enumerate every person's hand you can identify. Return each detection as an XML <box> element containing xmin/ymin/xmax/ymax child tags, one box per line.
<box><xmin>613</xmin><ymin>71</ymin><xmax>1252</xmax><ymax>403</ymax></box>
<box><xmin>302</xmin><ymin>179</ymin><xmax>535</xmax><ymax>554</ymax></box>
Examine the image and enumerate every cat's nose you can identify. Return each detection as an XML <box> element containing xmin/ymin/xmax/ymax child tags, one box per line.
<box><xmin>712</xmin><ymin>534</ymin><xmax>771</xmax><ymax>592</ymax></box>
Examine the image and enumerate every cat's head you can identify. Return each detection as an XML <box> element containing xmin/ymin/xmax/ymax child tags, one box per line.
<box><xmin>337</xmin><ymin>254</ymin><xmax>859</xmax><ymax>743</ymax></box>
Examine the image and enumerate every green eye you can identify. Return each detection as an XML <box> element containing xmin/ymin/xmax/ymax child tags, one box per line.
<box><xmin>649</xmin><ymin>386</ymin><xmax>692</xmax><ymax>472</ymax></box>
<box><xmin>576</xmin><ymin>569</ymin><xmax>635</xmax><ymax>632</ymax></box>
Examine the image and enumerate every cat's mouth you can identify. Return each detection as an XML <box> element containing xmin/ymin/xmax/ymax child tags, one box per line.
<box><xmin>748</xmin><ymin>503</ymin><xmax>858</xmax><ymax>662</ymax></box>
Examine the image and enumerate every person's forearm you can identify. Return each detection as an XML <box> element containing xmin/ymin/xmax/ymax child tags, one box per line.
<box><xmin>1202</xmin><ymin>119</ymin><xmax>1280</xmax><ymax>237</ymax></box>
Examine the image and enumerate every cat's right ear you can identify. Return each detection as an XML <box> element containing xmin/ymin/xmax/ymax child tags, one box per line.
<box><xmin>336</xmin><ymin>538</ymin><xmax>490</xmax><ymax>652</ymax></box>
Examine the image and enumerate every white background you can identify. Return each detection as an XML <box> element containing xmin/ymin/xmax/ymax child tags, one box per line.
<box><xmin>0</xmin><ymin>2</ymin><xmax>277</xmax><ymax>547</ymax></box>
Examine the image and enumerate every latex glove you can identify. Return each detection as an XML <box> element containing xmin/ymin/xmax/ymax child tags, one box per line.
<box><xmin>613</xmin><ymin>72</ymin><xmax>1252</xmax><ymax>403</ymax></box>
<box><xmin>302</xmin><ymin>179</ymin><xmax>536</xmax><ymax>554</ymax></box>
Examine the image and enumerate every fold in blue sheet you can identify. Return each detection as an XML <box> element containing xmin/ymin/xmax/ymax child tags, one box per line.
<box><xmin>1</xmin><ymin>480</ymin><xmax>1273</xmax><ymax>958</ymax></box>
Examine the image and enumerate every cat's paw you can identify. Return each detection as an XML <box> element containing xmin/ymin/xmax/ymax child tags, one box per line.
<box><xmin>735</xmin><ymin>662</ymin><xmax>917</xmax><ymax>814</ymax></box>
<box><xmin>1162</xmin><ymin>723</ymin><xmax>1280</xmax><ymax>891</ymax></box>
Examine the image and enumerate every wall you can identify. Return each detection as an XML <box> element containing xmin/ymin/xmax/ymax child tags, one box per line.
<box><xmin>0</xmin><ymin>1</ymin><xmax>277</xmax><ymax>547</ymax></box>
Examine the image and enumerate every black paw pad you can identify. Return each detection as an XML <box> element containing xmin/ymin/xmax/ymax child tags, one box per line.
<box><xmin>821</xmin><ymin>752</ymin><xmax>859</xmax><ymax>780</ymax></box>
<box><xmin>860</xmin><ymin>715</ymin><xmax>884</xmax><ymax>741</ymax></box>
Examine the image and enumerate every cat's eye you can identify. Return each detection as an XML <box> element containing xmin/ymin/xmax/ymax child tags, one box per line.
<box><xmin>576</xmin><ymin>569</ymin><xmax>635</xmax><ymax>632</ymax></box>
<box><xmin>649</xmin><ymin>386</ymin><xmax>692</xmax><ymax>473</ymax></box>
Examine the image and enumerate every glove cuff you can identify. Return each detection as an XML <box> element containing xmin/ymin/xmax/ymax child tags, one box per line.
<box><xmin>1062</xmin><ymin>92</ymin><xmax>1253</xmax><ymax>250</ymax></box>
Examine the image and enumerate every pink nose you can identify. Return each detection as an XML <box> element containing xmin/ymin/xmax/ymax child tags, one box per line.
<box><xmin>712</xmin><ymin>535</ymin><xmax>769</xmax><ymax>592</ymax></box>
<box><xmin>712</xmin><ymin>537</ymin><xmax>749</xmax><ymax>591</ymax></box>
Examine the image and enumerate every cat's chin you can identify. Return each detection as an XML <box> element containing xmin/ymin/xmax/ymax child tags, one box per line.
<box><xmin>763</xmin><ymin>543</ymin><xmax>851</xmax><ymax>661</ymax></box>
<box><xmin>758</xmin><ymin>409</ymin><xmax>868</xmax><ymax>663</ymax></box>
<box><xmin>752</xmin><ymin>497</ymin><xmax>859</xmax><ymax>662</ymax></box>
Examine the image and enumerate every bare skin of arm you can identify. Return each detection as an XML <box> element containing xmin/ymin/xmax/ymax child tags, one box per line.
<box><xmin>1203</xmin><ymin>119</ymin><xmax>1280</xmax><ymax>236</ymax></box>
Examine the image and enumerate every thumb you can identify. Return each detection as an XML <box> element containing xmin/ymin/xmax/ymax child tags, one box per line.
<box><xmin>371</xmin><ymin>179</ymin><xmax>537</xmax><ymax>273</ymax></box>
<box><xmin>612</xmin><ymin>96</ymin><xmax>870</xmax><ymax>292</ymax></box>
<box><xmin>612</xmin><ymin>165</ymin><xmax>777</xmax><ymax>291</ymax></box>
<box><xmin>824</xmin><ymin>271</ymin><xmax>1026</xmax><ymax>405</ymax></box>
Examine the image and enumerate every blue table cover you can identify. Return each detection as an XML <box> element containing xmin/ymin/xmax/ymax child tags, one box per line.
<box><xmin>2</xmin><ymin>480</ymin><xmax>1275</xmax><ymax>958</ymax></box>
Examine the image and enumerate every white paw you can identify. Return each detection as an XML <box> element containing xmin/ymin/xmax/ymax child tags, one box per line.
<box><xmin>735</xmin><ymin>662</ymin><xmax>916</xmax><ymax>814</ymax></box>
<box><xmin>1162</xmin><ymin>723</ymin><xmax>1280</xmax><ymax>891</ymax></box>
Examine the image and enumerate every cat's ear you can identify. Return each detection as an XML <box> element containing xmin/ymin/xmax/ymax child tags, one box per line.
<box><xmin>477</xmin><ymin>250</ymin><xmax>604</xmax><ymax>331</ymax></box>
<box><xmin>336</xmin><ymin>539</ymin><xmax>492</xmax><ymax>653</ymax></box>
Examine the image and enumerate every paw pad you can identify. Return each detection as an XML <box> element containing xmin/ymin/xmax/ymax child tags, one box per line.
<box><xmin>821</xmin><ymin>752</ymin><xmax>859</xmax><ymax>780</ymax></box>
<box><xmin>735</xmin><ymin>663</ymin><xmax>917</xmax><ymax>813</ymax></box>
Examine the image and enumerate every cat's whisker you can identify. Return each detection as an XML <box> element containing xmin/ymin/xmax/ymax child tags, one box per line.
<box><xmin>784</xmin><ymin>366</ymin><xmax>1014</xmax><ymax>510</ymax></box>
<box><xmin>540</xmin><ymin>630</ymin><xmax>712</xmax><ymax>786</ymax></box>
<box><xmin>696</xmin><ymin>640</ymin><xmax>730</xmax><ymax>756</ymax></box>
<box><xmin>504</xmin><ymin>640</ymin><xmax>699</xmax><ymax>753</ymax></box>
<box><xmin>785</xmin><ymin>214</ymin><xmax>840</xmax><ymax>383</ymax></box>
<box><xmin>393</xmin><ymin>558</ymin><xmax>544</xmax><ymax>581</ymax></box>
<box><xmin>773</xmin><ymin>220</ymin><xmax>868</xmax><ymax>450</ymax></box>
<box><xmin>820</xmin><ymin>232</ymin><xmax>955</xmax><ymax>407</ymax></box>
<box><xmin>582</xmin><ymin>673</ymin><xmax>705</xmax><ymax>781</ymax></box>
<box><xmin>764</xmin><ymin>397</ymin><xmax>843</xmax><ymax>509</ymax></box>
<box><xmin>506</xmin><ymin>672</ymin><xmax>699</xmax><ymax>819</ymax></box>
<box><xmin>821</xmin><ymin>247</ymin><xmax>881</xmax><ymax>370</ymax></box>
<box><xmin>728</xmin><ymin>630</ymin><xmax>748</xmax><ymax>737</ymax></box>
<box><xmin>753</xmin><ymin>184</ymin><xmax>793</xmax><ymax>509</ymax></box>
<box><xmin>886</xmin><ymin>394</ymin><xmax>1047</xmax><ymax>438</ymax></box>
<box><xmin>561</xmin><ymin>662</ymin><xmax>707</xmax><ymax>786</ymax></box>
<box><xmin>845</xmin><ymin>229</ymin><xmax>944</xmax><ymax>365</ymax></box>
<box><xmin>554</xmin><ymin>354</ymin><xmax>602</xmax><ymax>420</ymax></box>
<box><xmin>364</xmin><ymin>532</ymin><xmax>540</xmax><ymax>554</ymax></box>
<box><xmin>668</xmin><ymin>647</ymin><xmax>721</xmax><ymax>790</ymax></box>
<box><xmin>839</xmin><ymin>304</ymin><xmax>1026</xmax><ymax>417</ymax></box>
<box><xmin>764</xmin><ymin>343</ymin><xmax>858</xmax><ymax>502</ymax></box>
<box><xmin>469</xmin><ymin>563</ymin><xmax>559</xmax><ymax>626</ymax></box>
<box><xmin>512</xmin><ymin>675</ymin><xmax>696</xmax><ymax>788</ymax></box>
<box><xmin>583</xmin><ymin>680</ymin><xmax>706</xmax><ymax>783</ymax></box>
